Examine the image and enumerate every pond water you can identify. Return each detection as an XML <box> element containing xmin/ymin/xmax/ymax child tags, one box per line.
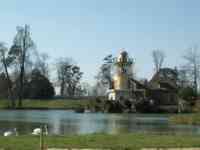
<box><xmin>0</xmin><ymin>110</ymin><xmax>199</xmax><ymax>135</ymax></box>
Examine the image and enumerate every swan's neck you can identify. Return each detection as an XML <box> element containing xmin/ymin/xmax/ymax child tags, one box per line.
<box><xmin>44</xmin><ymin>126</ymin><xmax>48</xmax><ymax>135</ymax></box>
<box><xmin>14</xmin><ymin>129</ymin><xmax>18</xmax><ymax>136</ymax></box>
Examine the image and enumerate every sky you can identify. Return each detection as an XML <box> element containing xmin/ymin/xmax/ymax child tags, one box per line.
<box><xmin>0</xmin><ymin>0</ymin><xmax>200</xmax><ymax>85</ymax></box>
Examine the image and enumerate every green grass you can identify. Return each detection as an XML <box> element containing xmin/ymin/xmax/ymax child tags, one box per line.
<box><xmin>192</xmin><ymin>100</ymin><xmax>200</xmax><ymax>113</ymax></box>
<box><xmin>1</xmin><ymin>133</ymin><xmax>200</xmax><ymax>150</ymax></box>
<box><xmin>0</xmin><ymin>100</ymin><xmax>11</xmax><ymax>109</ymax></box>
<box><xmin>170</xmin><ymin>113</ymin><xmax>200</xmax><ymax>125</ymax></box>
<box><xmin>0</xmin><ymin>99</ymin><xmax>94</xmax><ymax>110</ymax></box>
<box><xmin>22</xmin><ymin>99</ymin><xmax>92</xmax><ymax>109</ymax></box>
<box><xmin>169</xmin><ymin>100</ymin><xmax>200</xmax><ymax>125</ymax></box>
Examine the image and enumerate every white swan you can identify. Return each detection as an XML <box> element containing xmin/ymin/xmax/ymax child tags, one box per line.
<box><xmin>32</xmin><ymin>128</ymin><xmax>41</xmax><ymax>135</ymax></box>
<box><xmin>32</xmin><ymin>125</ymin><xmax>48</xmax><ymax>135</ymax></box>
<box><xmin>44</xmin><ymin>125</ymin><xmax>48</xmax><ymax>135</ymax></box>
<box><xmin>4</xmin><ymin>128</ymin><xmax>18</xmax><ymax>136</ymax></box>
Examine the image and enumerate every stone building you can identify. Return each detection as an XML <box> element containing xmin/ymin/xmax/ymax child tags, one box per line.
<box><xmin>146</xmin><ymin>68</ymin><xmax>180</xmax><ymax>112</ymax></box>
<box><xmin>148</xmin><ymin>68</ymin><xmax>178</xmax><ymax>105</ymax></box>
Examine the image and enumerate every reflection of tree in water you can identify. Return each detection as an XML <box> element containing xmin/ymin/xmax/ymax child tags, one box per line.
<box><xmin>62</xmin><ymin>120</ymin><xmax>80</xmax><ymax>135</ymax></box>
<box><xmin>87</xmin><ymin>114</ymin><xmax>133</xmax><ymax>134</ymax></box>
<box><xmin>106</xmin><ymin>115</ymin><xmax>135</xmax><ymax>134</ymax></box>
<box><xmin>99</xmin><ymin>114</ymin><xmax>177</xmax><ymax>135</ymax></box>
<box><xmin>123</xmin><ymin>116</ymin><xmax>197</xmax><ymax>135</ymax></box>
<box><xmin>127</xmin><ymin>116</ymin><xmax>170</xmax><ymax>134</ymax></box>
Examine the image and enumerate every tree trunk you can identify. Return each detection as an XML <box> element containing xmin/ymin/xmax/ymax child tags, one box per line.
<box><xmin>2</xmin><ymin>53</ymin><xmax>15</xmax><ymax>108</ymax></box>
<box><xmin>194</xmin><ymin>64</ymin><xmax>198</xmax><ymax>99</ymax></box>
<box><xmin>18</xmin><ymin>25</ymin><xmax>28</xmax><ymax>107</ymax></box>
<box><xmin>67</xmin><ymin>84</ymin><xmax>74</xmax><ymax>97</ymax></box>
<box><xmin>60</xmin><ymin>80</ymin><xmax>65</xmax><ymax>96</ymax></box>
<box><xmin>18</xmin><ymin>63</ymin><xmax>24</xmax><ymax>107</ymax></box>
<box><xmin>72</xmin><ymin>86</ymin><xmax>76</xmax><ymax>97</ymax></box>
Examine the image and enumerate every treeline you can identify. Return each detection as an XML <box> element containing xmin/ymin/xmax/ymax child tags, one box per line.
<box><xmin>0</xmin><ymin>25</ymin><xmax>88</xmax><ymax>108</ymax></box>
<box><xmin>0</xmin><ymin>25</ymin><xmax>200</xmax><ymax>108</ymax></box>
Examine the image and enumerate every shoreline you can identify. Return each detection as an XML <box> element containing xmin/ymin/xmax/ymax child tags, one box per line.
<box><xmin>170</xmin><ymin>113</ymin><xmax>200</xmax><ymax>125</ymax></box>
<box><xmin>0</xmin><ymin>99</ymin><xmax>92</xmax><ymax>110</ymax></box>
<box><xmin>0</xmin><ymin>99</ymin><xmax>194</xmax><ymax>116</ymax></box>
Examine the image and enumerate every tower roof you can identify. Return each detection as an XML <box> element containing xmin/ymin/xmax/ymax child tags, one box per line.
<box><xmin>117</xmin><ymin>50</ymin><xmax>128</xmax><ymax>62</ymax></box>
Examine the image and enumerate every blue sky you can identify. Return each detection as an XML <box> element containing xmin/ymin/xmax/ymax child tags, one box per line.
<box><xmin>0</xmin><ymin>0</ymin><xmax>200</xmax><ymax>84</ymax></box>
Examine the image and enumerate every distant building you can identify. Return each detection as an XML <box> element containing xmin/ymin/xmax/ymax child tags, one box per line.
<box><xmin>148</xmin><ymin>68</ymin><xmax>179</xmax><ymax>105</ymax></box>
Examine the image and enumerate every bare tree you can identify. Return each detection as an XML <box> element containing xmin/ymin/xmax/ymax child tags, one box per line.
<box><xmin>56</xmin><ymin>58</ymin><xmax>83</xmax><ymax>97</ymax></box>
<box><xmin>152</xmin><ymin>49</ymin><xmax>165</xmax><ymax>73</ymax></box>
<box><xmin>34</xmin><ymin>52</ymin><xmax>49</xmax><ymax>78</ymax></box>
<box><xmin>0</xmin><ymin>43</ymin><xmax>15</xmax><ymax>107</ymax></box>
<box><xmin>91</xmin><ymin>82</ymin><xmax>108</xmax><ymax>96</ymax></box>
<box><xmin>183</xmin><ymin>46</ymin><xmax>200</xmax><ymax>98</ymax></box>
<box><xmin>177</xmin><ymin>69</ymin><xmax>192</xmax><ymax>88</ymax></box>
<box><xmin>9</xmin><ymin>25</ymin><xmax>35</xmax><ymax>107</ymax></box>
<box><xmin>56</xmin><ymin>58</ymin><xmax>72</xmax><ymax>96</ymax></box>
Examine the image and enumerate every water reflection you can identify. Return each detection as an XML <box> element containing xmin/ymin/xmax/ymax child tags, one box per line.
<box><xmin>0</xmin><ymin>110</ymin><xmax>199</xmax><ymax>135</ymax></box>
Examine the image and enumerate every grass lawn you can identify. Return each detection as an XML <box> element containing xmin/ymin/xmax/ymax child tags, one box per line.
<box><xmin>1</xmin><ymin>133</ymin><xmax>200</xmax><ymax>150</ymax></box>
<box><xmin>0</xmin><ymin>100</ymin><xmax>10</xmax><ymax>109</ymax></box>
<box><xmin>170</xmin><ymin>113</ymin><xmax>200</xmax><ymax>125</ymax></box>
<box><xmin>0</xmin><ymin>99</ymin><xmax>93</xmax><ymax>110</ymax></box>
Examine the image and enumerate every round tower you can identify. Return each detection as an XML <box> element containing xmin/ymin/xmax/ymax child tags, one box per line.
<box><xmin>108</xmin><ymin>50</ymin><xmax>134</xmax><ymax>101</ymax></box>
<box><xmin>113</xmin><ymin>51</ymin><xmax>133</xmax><ymax>89</ymax></box>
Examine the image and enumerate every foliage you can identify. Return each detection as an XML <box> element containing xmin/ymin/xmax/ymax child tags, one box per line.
<box><xmin>93</xmin><ymin>54</ymin><xmax>114</xmax><ymax>96</ymax></box>
<box><xmin>9</xmin><ymin>25</ymin><xmax>35</xmax><ymax>70</ymax></box>
<box><xmin>96</xmin><ymin>54</ymin><xmax>113</xmax><ymax>88</ymax></box>
<box><xmin>3</xmin><ymin>68</ymin><xmax>55</xmax><ymax>100</ymax></box>
<box><xmin>9</xmin><ymin>25</ymin><xmax>35</xmax><ymax>107</ymax></box>
<box><xmin>56</xmin><ymin>57</ymin><xmax>83</xmax><ymax>97</ymax></box>
<box><xmin>91</xmin><ymin>82</ymin><xmax>108</xmax><ymax>96</ymax></box>
<box><xmin>178</xmin><ymin>86</ymin><xmax>196</xmax><ymax>102</ymax></box>
<box><xmin>28</xmin><ymin>69</ymin><xmax>55</xmax><ymax>99</ymax></box>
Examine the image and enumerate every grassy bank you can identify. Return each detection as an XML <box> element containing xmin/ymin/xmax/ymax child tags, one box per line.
<box><xmin>0</xmin><ymin>99</ymin><xmax>94</xmax><ymax>110</ymax></box>
<box><xmin>169</xmin><ymin>100</ymin><xmax>200</xmax><ymax>125</ymax></box>
<box><xmin>1</xmin><ymin>133</ymin><xmax>200</xmax><ymax>150</ymax></box>
<box><xmin>170</xmin><ymin>113</ymin><xmax>200</xmax><ymax>125</ymax></box>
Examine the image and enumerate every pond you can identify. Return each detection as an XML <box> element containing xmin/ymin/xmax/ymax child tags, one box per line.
<box><xmin>0</xmin><ymin>110</ymin><xmax>199</xmax><ymax>135</ymax></box>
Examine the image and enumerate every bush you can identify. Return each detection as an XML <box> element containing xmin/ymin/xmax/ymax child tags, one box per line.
<box><xmin>28</xmin><ymin>69</ymin><xmax>55</xmax><ymax>99</ymax></box>
<box><xmin>178</xmin><ymin>87</ymin><xmax>196</xmax><ymax>103</ymax></box>
<box><xmin>0</xmin><ymin>73</ymin><xmax>9</xmax><ymax>98</ymax></box>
